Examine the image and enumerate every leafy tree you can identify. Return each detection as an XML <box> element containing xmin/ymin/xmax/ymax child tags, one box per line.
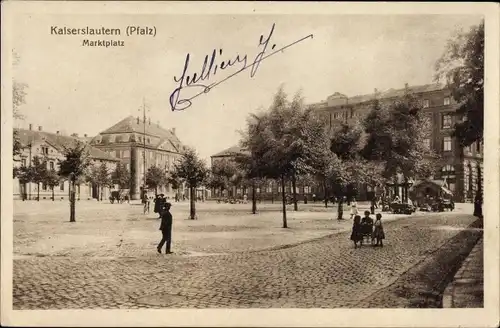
<box><xmin>435</xmin><ymin>20</ymin><xmax>484</xmax><ymax>147</ymax></box>
<box><xmin>58</xmin><ymin>142</ymin><xmax>91</xmax><ymax>222</ymax></box>
<box><xmin>111</xmin><ymin>163</ymin><xmax>131</xmax><ymax>197</ymax></box>
<box><xmin>13</xmin><ymin>50</ymin><xmax>27</xmax><ymax>156</ymax></box>
<box><xmin>44</xmin><ymin>168</ymin><xmax>60</xmax><ymax>201</ymax></box>
<box><xmin>234</xmin><ymin>150</ymin><xmax>266</xmax><ymax>214</ymax></box>
<box><xmin>98</xmin><ymin>162</ymin><xmax>112</xmax><ymax>201</ymax></box>
<box><xmin>362</xmin><ymin>95</ymin><xmax>437</xmax><ymax>202</ymax></box>
<box><xmin>30</xmin><ymin>156</ymin><xmax>47</xmax><ymax>201</ymax></box>
<box><xmin>208</xmin><ymin>158</ymin><xmax>238</xmax><ymax>197</ymax></box>
<box><xmin>145</xmin><ymin>165</ymin><xmax>167</xmax><ymax>196</ymax></box>
<box><xmin>13</xmin><ymin>165</ymin><xmax>31</xmax><ymax>201</ymax></box>
<box><xmin>171</xmin><ymin>148</ymin><xmax>209</xmax><ymax>219</ymax></box>
<box><xmin>85</xmin><ymin>164</ymin><xmax>100</xmax><ymax>200</ymax></box>
<box><xmin>435</xmin><ymin>20</ymin><xmax>484</xmax><ymax>217</ymax></box>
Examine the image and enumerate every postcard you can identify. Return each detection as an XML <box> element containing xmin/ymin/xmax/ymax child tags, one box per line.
<box><xmin>1</xmin><ymin>1</ymin><xmax>499</xmax><ymax>327</ymax></box>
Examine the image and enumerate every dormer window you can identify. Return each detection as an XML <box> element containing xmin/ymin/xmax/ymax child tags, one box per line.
<box><xmin>423</xmin><ymin>99</ymin><xmax>430</xmax><ymax>108</ymax></box>
<box><xmin>444</xmin><ymin>97</ymin><xmax>451</xmax><ymax>106</ymax></box>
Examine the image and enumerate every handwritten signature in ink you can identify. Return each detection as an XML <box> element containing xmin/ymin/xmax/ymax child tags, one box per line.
<box><xmin>169</xmin><ymin>23</ymin><xmax>313</xmax><ymax>111</ymax></box>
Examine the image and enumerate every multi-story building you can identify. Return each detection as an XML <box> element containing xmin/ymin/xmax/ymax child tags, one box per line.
<box><xmin>13</xmin><ymin>125</ymin><xmax>120</xmax><ymax>200</ymax></box>
<box><xmin>210</xmin><ymin>83</ymin><xmax>483</xmax><ymax>203</ymax></box>
<box><xmin>311</xmin><ymin>83</ymin><xmax>483</xmax><ymax>202</ymax></box>
<box><xmin>90</xmin><ymin>116</ymin><xmax>187</xmax><ymax>200</ymax></box>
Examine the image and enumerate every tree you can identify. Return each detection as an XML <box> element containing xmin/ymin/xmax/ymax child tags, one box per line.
<box><xmin>44</xmin><ymin>168</ymin><xmax>60</xmax><ymax>201</ymax></box>
<box><xmin>145</xmin><ymin>165</ymin><xmax>167</xmax><ymax>196</ymax></box>
<box><xmin>30</xmin><ymin>156</ymin><xmax>48</xmax><ymax>201</ymax></box>
<box><xmin>208</xmin><ymin>158</ymin><xmax>238</xmax><ymax>198</ymax></box>
<box><xmin>362</xmin><ymin>95</ymin><xmax>437</xmax><ymax>202</ymax></box>
<box><xmin>13</xmin><ymin>50</ymin><xmax>27</xmax><ymax>156</ymax></box>
<box><xmin>171</xmin><ymin>148</ymin><xmax>209</xmax><ymax>219</ymax></box>
<box><xmin>98</xmin><ymin>162</ymin><xmax>112</xmax><ymax>201</ymax></box>
<box><xmin>435</xmin><ymin>20</ymin><xmax>484</xmax><ymax>217</ymax></box>
<box><xmin>234</xmin><ymin>150</ymin><xmax>266</xmax><ymax>214</ymax></box>
<box><xmin>13</xmin><ymin>165</ymin><xmax>32</xmax><ymax>201</ymax></box>
<box><xmin>111</xmin><ymin>163</ymin><xmax>131</xmax><ymax>198</ymax></box>
<box><xmin>58</xmin><ymin>142</ymin><xmax>91</xmax><ymax>222</ymax></box>
<box><xmin>241</xmin><ymin>87</ymin><xmax>327</xmax><ymax>226</ymax></box>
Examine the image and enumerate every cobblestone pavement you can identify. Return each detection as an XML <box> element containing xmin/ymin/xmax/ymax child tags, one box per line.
<box><xmin>13</xmin><ymin>214</ymin><xmax>477</xmax><ymax>309</ymax></box>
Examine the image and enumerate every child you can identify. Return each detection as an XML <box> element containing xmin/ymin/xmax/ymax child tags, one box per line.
<box><xmin>350</xmin><ymin>215</ymin><xmax>362</xmax><ymax>248</ymax></box>
<box><xmin>350</xmin><ymin>197</ymin><xmax>358</xmax><ymax>220</ymax></box>
<box><xmin>372</xmin><ymin>213</ymin><xmax>385</xmax><ymax>247</ymax></box>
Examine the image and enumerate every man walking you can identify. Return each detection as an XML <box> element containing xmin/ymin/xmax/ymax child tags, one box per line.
<box><xmin>157</xmin><ymin>202</ymin><xmax>173</xmax><ymax>254</ymax></box>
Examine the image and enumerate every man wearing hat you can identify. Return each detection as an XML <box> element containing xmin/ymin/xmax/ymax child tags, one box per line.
<box><xmin>157</xmin><ymin>202</ymin><xmax>173</xmax><ymax>254</ymax></box>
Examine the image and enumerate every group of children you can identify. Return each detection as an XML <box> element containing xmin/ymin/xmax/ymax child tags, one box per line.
<box><xmin>350</xmin><ymin>210</ymin><xmax>385</xmax><ymax>248</ymax></box>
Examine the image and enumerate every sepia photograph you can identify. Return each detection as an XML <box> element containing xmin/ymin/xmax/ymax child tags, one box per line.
<box><xmin>1</xmin><ymin>1</ymin><xmax>499</xmax><ymax>327</ymax></box>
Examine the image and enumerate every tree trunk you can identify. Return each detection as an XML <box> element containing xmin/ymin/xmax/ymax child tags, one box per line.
<box><xmin>251</xmin><ymin>181</ymin><xmax>257</xmax><ymax>214</ymax></box>
<box><xmin>324</xmin><ymin>179</ymin><xmax>328</xmax><ymax>208</ymax></box>
<box><xmin>70</xmin><ymin>180</ymin><xmax>76</xmax><ymax>222</ymax></box>
<box><xmin>51</xmin><ymin>187</ymin><xmax>55</xmax><ymax>201</ymax></box>
<box><xmin>337</xmin><ymin>197</ymin><xmax>344</xmax><ymax>220</ymax></box>
<box><xmin>155</xmin><ymin>186</ymin><xmax>158</xmax><ymax>197</ymax></box>
<box><xmin>292</xmin><ymin>172</ymin><xmax>298</xmax><ymax>211</ymax></box>
<box><xmin>189</xmin><ymin>186</ymin><xmax>196</xmax><ymax>220</ymax></box>
<box><xmin>37</xmin><ymin>183</ymin><xmax>40</xmax><ymax>201</ymax></box>
<box><xmin>100</xmin><ymin>186</ymin><xmax>103</xmax><ymax>201</ymax></box>
<box><xmin>281</xmin><ymin>175</ymin><xmax>288</xmax><ymax>228</ymax></box>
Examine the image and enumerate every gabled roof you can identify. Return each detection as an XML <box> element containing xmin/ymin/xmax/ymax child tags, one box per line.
<box><xmin>211</xmin><ymin>145</ymin><xmax>246</xmax><ymax>158</ymax></box>
<box><xmin>15</xmin><ymin>128</ymin><xmax>120</xmax><ymax>162</ymax></box>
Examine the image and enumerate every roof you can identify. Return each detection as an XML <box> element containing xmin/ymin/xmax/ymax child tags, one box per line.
<box><xmin>312</xmin><ymin>83</ymin><xmax>446</xmax><ymax>108</ymax></box>
<box><xmin>211</xmin><ymin>145</ymin><xmax>246</xmax><ymax>158</ymax></box>
<box><xmin>96</xmin><ymin>116</ymin><xmax>183</xmax><ymax>152</ymax></box>
<box><xmin>15</xmin><ymin>128</ymin><xmax>120</xmax><ymax>162</ymax></box>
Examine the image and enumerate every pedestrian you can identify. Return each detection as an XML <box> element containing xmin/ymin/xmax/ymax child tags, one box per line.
<box><xmin>142</xmin><ymin>193</ymin><xmax>150</xmax><ymax>214</ymax></box>
<box><xmin>361</xmin><ymin>210</ymin><xmax>374</xmax><ymax>244</ymax></box>
<box><xmin>372</xmin><ymin>213</ymin><xmax>385</xmax><ymax>247</ymax></box>
<box><xmin>157</xmin><ymin>202</ymin><xmax>173</xmax><ymax>254</ymax></box>
<box><xmin>153</xmin><ymin>194</ymin><xmax>161</xmax><ymax>217</ymax></box>
<box><xmin>350</xmin><ymin>197</ymin><xmax>358</xmax><ymax>219</ymax></box>
<box><xmin>350</xmin><ymin>215</ymin><xmax>363</xmax><ymax>248</ymax></box>
<box><xmin>312</xmin><ymin>193</ymin><xmax>316</xmax><ymax>203</ymax></box>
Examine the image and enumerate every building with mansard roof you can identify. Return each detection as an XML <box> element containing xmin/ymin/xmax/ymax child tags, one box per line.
<box><xmin>90</xmin><ymin>116</ymin><xmax>187</xmax><ymax>200</ymax></box>
<box><xmin>13</xmin><ymin>125</ymin><xmax>120</xmax><ymax>201</ymax></box>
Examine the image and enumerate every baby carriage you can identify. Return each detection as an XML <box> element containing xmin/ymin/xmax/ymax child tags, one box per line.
<box><xmin>360</xmin><ymin>220</ymin><xmax>375</xmax><ymax>245</ymax></box>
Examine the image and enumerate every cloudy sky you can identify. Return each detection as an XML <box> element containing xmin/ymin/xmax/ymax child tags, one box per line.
<box><xmin>12</xmin><ymin>12</ymin><xmax>482</xmax><ymax>160</ymax></box>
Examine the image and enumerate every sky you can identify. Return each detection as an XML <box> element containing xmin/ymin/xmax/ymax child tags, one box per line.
<box><xmin>12</xmin><ymin>13</ymin><xmax>482</xmax><ymax>161</ymax></box>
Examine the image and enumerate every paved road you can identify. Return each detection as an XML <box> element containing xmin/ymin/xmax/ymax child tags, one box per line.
<box><xmin>13</xmin><ymin>214</ymin><xmax>477</xmax><ymax>309</ymax></box>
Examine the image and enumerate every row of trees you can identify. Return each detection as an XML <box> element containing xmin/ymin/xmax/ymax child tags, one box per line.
<box><xmin>13</xmin><ymin>153</ymin><xmax>132</xmax><ymax>202</ymax></box>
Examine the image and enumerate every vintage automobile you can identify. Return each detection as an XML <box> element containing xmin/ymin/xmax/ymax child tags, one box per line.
<box><xmin>390</xmin><ymin>202</ymin><xmax>416</xmax><ymax>215</ymax></box>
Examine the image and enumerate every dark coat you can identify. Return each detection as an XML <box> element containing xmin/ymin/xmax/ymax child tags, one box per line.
<box><xmin>159</xmin><ymin>210</ymin><xmax>173</xmax><ymax>231</ymax></box>
<box><xmin>350</xmin><ymin>223</ymin><xmax>362</xmax><ymax>242</ymax></box>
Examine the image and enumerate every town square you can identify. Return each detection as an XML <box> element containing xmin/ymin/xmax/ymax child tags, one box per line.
<box><xmin>6</xmin><ymin>6</ymin><xmax>491</xmax><ymax>320</ymax></box>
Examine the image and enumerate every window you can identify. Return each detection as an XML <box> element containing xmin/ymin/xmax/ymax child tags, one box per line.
<box><xmin>424</xmin><ymin>138</ymin><xmax>431</xmax><ymax>149</ymax></box>
<box><xmin>304</xmin><ymin>186</ymin><xmax>310</xmax><ymax>193</ymax></box>
<box><xmin>441</xmin><ymin>165</ymin><xmax>455</xmax><ymax>177</ymax></box>
<box><xmin>41</xmin><ymin>146</ymin><xmax>49</xmax><ymax>155</ymax></box>
<box><xmin>42</xmin><ymin>183</ymin><xmax>47</xmax><ymax>191</ymax></box>
<box><xmin>444</xmin><ymin>97</ymin><xmax>450</xmax><ymax>106</ymax></box>
<box><xmin>266</xmin><ymin>184</ymin><xmax>272</xmax><ymax>193</ymax></box>
<box><xmin>22</xmin><ymin>158</ymin><xmax>27</xmax><ymax>166</ymax></box>
<box><xmin>423</xmin><ymin>99</ymin><xmax>430</xmax><ymax>108</ymax></box>
<box><xmin>115</xmin><ymin>150</ymin><xmax>121</xmax><ymax>158</ymax></box>
<box><xmin>122</xmin><ymin>150</ymin><xmax>130</xmax><ymax>158</ymax></box>
<box><xmin>278</xmin><ymin>186</ymin><xmax>282</xmax><ymax>193</ymax></box>
<box><xmin>49</xmin><ymin>161</ymin><xmax>54</xmax><ymax>170</ymax></box>
<box><xmin>443</xmin><ymin>136</ymin><xmax>452</xmax><ymax>152</ymax></box>
<box><xmin>256</xmin><ymin>187</ymin><xmax>260</xmax><ymax>193</ymax></box>
<box><xmin>441</xmin><ymin>114</ymin><xmax>452</xmax><ymax>129</ymax></box>
<box><xmin>60</xmin><ymin>181</ymin><xmax>65</xmax><ymax>191</ymax></box>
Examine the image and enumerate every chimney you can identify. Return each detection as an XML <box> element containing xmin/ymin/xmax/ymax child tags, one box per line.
<box><xmin>38</xmin><ymin>126</ymin><xmax>42</xmax><ymax>131</ymax></box>
<box><xmin>148</xmin><ymin>118</ymin><xmax>151</xmax><ymax>125</ymax></box>
<box><xmin>404</xmin><ymin>83</ymin><xmax>409</xmax><ymax>89</ymax></box>
<box><xmin>29</xmin><ymin>124</ymin><xmax>32</xmax><ymax>130</ymax></box>
<box><xmin>137</xmin><ymin>116</ymin><xmax>140</xmax><ymax>124</ymax></box>
<box><xmin>171</xmin><ymin>128</ymin><xmax>176</xmax><ymax>135</ymax></box>
<box><xmin>56</xmin><ymin>131</ymin><xmax>60</xmax><ymax>135</ymax></box>
<box><xmin>84</xmin><ymin>134</ymin><xmax>87</xmax><ymax>138</ymax></box>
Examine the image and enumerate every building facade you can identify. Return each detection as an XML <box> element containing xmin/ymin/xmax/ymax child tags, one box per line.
<box><xmin>90</xmin><ymin>116</ymin><xmax>187</xmax><ymax>200</ymax></box>
<box><xmin>13</xmin><ymin>125</ymin><xmax>120</xmax><ymax>201</ymax></box>
<box><xmin>311</xmin><ymin>83</ymin><xmax>483</xmax><ymax>202</ymax></box>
